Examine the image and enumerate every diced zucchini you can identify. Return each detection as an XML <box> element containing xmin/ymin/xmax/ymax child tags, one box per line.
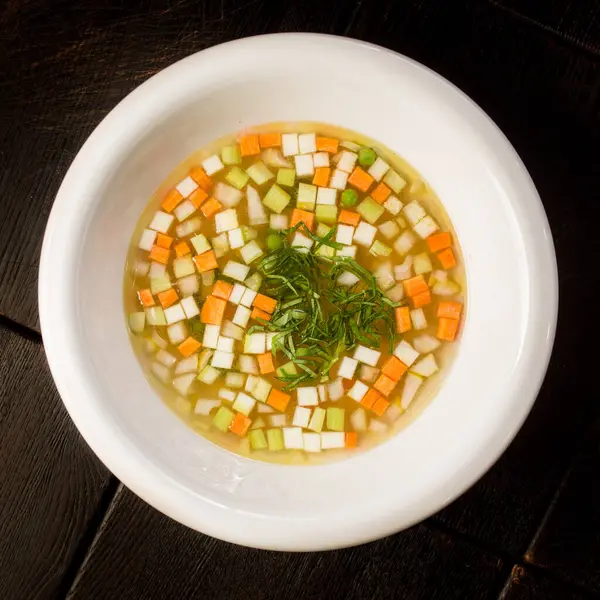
<box><xmin>194</xmin><ymin>399</ymin><xmax>220</xmax><ymax>416</ymax></box>
<box><xmin>246</xmin><ymin>162</ymin><xmax>274</xmax><ymax>186</ymax></box>
<box><xmin>316</xmin><ymin>223</ymin><xmax>331</xmax><ymax>237</ymax></box>
<box><xmin>222</xmin><ymin>260</ymin><xmax>250</xmax><ymax>282</ymax></box>
<box><xmin>129</xmin><ymin>312</ymin><xmax>145</xmax><ymax>333</ymax></box>
<box><xmin>244</xmin><ymin>272</ymin><xmax>263</xmax><ymax>291</ymax></box>
<box><xmin>413</xmin><ymin>215</ymin><xmax>440</xmax><ymax>239</ymax></box>
<box><xmin>149</xmin><ymin>276</ymin><xmax>171</xmax><ymax>295</ymax></box>
<box><xmin>308</xmin><ymin>407</ymin><xmax>326</xmax><ymax>432</ymax></box>
<box><xmin>173</xmin><ymin>373</ymin><xmax>195</xmax><ymax>396</ymax></box>
<box><xmin>253</xmin><ymin>378</ymin><xmax>272</xmax><ymax>402</ymax></box>
<box><xmin>414</xmin><ymin>252</ymin><xmax>433</xmax><ymax>275</ymax></box>
<box><xmin>251</xmin><ymin>417</ymin><xmax>266</xmax><ymax>429</ymax></box>
<box><xmin>267</xmin><ymin>428</ymin><xmax>284</xmax><ymax>451</ymax></box>
<box><xmin>357</xmin><ymin>197</ymin><xmax>385</xmax><ymax>224</ymax></box>
<box><xmin>326</xmin><ymin>407</ymin><xmax>345</xmax><ymax>431</ymax></box>
<box><xmin>221</xmin><ymin>145</ymin><xmax>242</xmax><ymax>165</ymax></box>
<box><xmin>369</xmin><ymin>240</ymin><xmax>392</xmax><ymax>257</ymax></box>
<box><xmin>238</xmin><ymin>354</ymin><xmax>259</xmax><ymax>374</ymax></box>
<box><xmin>315</xmin><ymin>205</ymin><xmax>337</xmax><ymax>224</ymax></box>
<box><xmin>232</xmin><ymin>392</ymin><xmax>256</xmax><ymax>416</ymax></box>
<box><xmin>225</xmin><ymin>371</ymin><xmax>246</xmax><ymax>388</ymax></box>
<box><xmin>276</xmin><ymin>361</ymin><xmax>298</xmax><ymax>378</ymax></box>
<box><xmin>239</xmin><ymin>240</ymin><xmax>264</xmax><ymax>265</ymax></box>
<box><xmin>315</xmin><ymin>245</ymin><xmax>335</xmax><ymax>259</ymax></box>
<box><xmin>249</xmin><ymin>429</ymin><xmax>268</xmax><ymax>450</ymax></box>
<box><xmin>394</xmin><ymin>230</ymin><xmax>417</xmax><ymax>255</ymax></box>
<box><xmin>241</xmin><ymin>226</ymin><xmax>258</xmax><ymax>242</ymax></box>
<box><xmin>211</xmin><ymin>233</ymin><xmax>230</xmax><ymax>258</ymax></box>
<box><xmin>432</xmin><ymin>280</ymin><xmax>461</xmax><ymax>296</ymax></box>
<box><xmin>145</xmin><ymin>306</ymin><xmax>166</xmax><ymax>326</ymax></box>
<box><xmin>378</xmin><ymin>220</ymin><xmax>400</xmax><ymax>240</ymax></box>
<box><xmin>277</xmin><ymin>168</ymin><xmax>296</xmax><ymax>187</ymax></box>
<box><xmin>173</xmin><ymin>256</ymin><xmax>196</xmax><ymax>279</ymax></box>
<box><xmin>212</xmin><ymin>406</ymin><xmax>235</xmax><ymax>432</ymax></box>
<box><xmin>225</xmin><ymin>166</ymin><xmax>250</xmax><ymax>190</ymax></box>
<box><xmin>297</xmin><ymin>183</ymin><xmax>317</xmax><ymax>211</ymax></box>
<box><xmin>263</xmin><ymin>184</ymin><xmax>291</xmax><ymax>213</ymax></box>
<box><xmin>383</xmin><ymin>169</ymin><xmax>407</xmax><ymax>193</ymax></box>
<box><xmin>197</xmin><ymin>365</ymin><xmax>221</xmax><ymax>384</ymax></box>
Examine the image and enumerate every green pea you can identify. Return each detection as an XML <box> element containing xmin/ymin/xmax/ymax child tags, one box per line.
<box><xmin>358</xmin><ymin>147</ymin><xmax>376</xmax><ymax>167</ymax></box>
<box><xmin>341</xmin><ymin>189</ymin><xmax>359</xmax><ymax>207</ymax></box>
<box><xmin>267</xmin><ymin>233</ymin><xmax>283</xmax><ymax>251</ymax></box>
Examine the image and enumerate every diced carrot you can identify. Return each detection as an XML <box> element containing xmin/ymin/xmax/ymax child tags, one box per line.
<box><xmin>338</xmin><ymin>210</ymin><xmax>361</xmax><ymax>227</ymax></box>
<box><xmin>193</xmin><ymin>250</ymin><xmax>218</xmax><ymax>272</ymax></box>
<box><xmin>290</xmin><ymin>208</ymin><xmax>315</xmax><ymax>232</ymax></box>
<box><xmin>178</xmin><ymin>336</ymin><xmax>201</xmax><ymax>357</ymax></box>
<box><xmin>200</xmin><ymin>295</ymin><xmax>227</xmax><ymax>325</ymax></box>
<box><xmin>161</xmin><ymin>189</ymin><xmax>183</xmax><ymax>213</ymax></box>
<box><xmin>267</xmin><ymin>388</ymin><xmax>291</xmax><ymax>412</ymax></box>
<box><xmin>342</xmin><ymin>378</ymin><xmax>354</xmax><ymax>393</ymax></box>
<box><xmin>253</xmin><ymin>294</ymin><xmax>277</xmax><ymax>314</ymax></box>
<box><xmin>200</xmin><ymin>197</ymin><xmax>222</xmax><ymax>218</ymax></box>
<box><xmin>257</xmin><ymin>352</ymin><xmax>275</xmax><ymax>375</ymax></box>
<box><xmin>239</xmin><ymin>134</ymin><xmax>260</xmax><ymax>157</ymax></box>
<box><xmin>174</xmin><ymin>241</ymin><xmax>191</xmax><ymax>257</ymax></box>
<box><xmin>395</xmin><ymin>306</ymin><xmax>412</xmax><ymax>333</ymax></box>
<box><xmin>259</xmin><ymin>133</ymin><xmax>281</xmax><ymax>148</ymax></box>
<box><xmin>230</xmin><ymin>413</ymin><xmax>252</xmax><ymax>437</ymax></box>
<box><xmin>190</xmin><ymin>167</ymin><xmax>213</xmax><ymax>191</ymax></box>
<box><xmin>360</xmin><ymin>388</ymin><xmax>381</xmax><ymax>409</ymax></box>
<box><xmin>212</xmin><ymin>280</ymin><xmax>233</xmax><ymax>300</ymax></box>
<box><xmin>345</xmin><ymin>432</ymin><xmax>358</xmax><ymax>448</ymax></box>
<box><xmin>374</xmin><ymin>374</ymin><xmax>397</xmax><ymax>397</ymax></box>
<box><xmin>312</xmin><ymin>167</ymin><xmax>330</xmax><ymax>187</ymax></box>
<box><xmin>251</xmin><ymin>307</ymin><xmax>272</xmax><ymax>322</ymax></box>
<box><xmin>371</xmin><ymin>182</ymin><xmax>391</xmax><ymax>204</ymax></box>
<box><xmin>156</xmin><ymin>233</ymin><xmax>173</xmax><ymax>249</ymax></box>
<box><xmin>381</xmin><ymin>356</ymin><xmax>408</xmax><ymax>381</ymax></box>
<box><xmin>403</xmin><ymin>275</ymin><xmax>428</xmax><ymax>297</ymax></box>
<box><xmin>437</xmin><ymin>248</ymin><xmax>457</xmax><ymax>270</ymax></box>
<box><xmin>348</xmin><ymin>167</ymin><xmax>374</xmax><ymax>193</ymax></box>
<box><xmin>189</xmin><ymin>187</ymin><xmax>208</xmax><ymax>209</ymax></box>
<box><xmin>157</xmin><ymin>287</ymin><xmax>179</xmax><ymax>308</ymax></box>
<box><xmin>137</xmin><ymin>288</ymin><xmax>155</xmax><ymax>308</ymax></box>
<box><xmin>316</xmin><ymin>137</ymin><xmax>339</xmax><ymax>153</ymax></box>
<box><xmin>149</xmin><ymin>245</ymin><xmax>170</xmax><ymax>265</ymax></box>
<box><xmin>372</xmin><ymin>397</ymin><xmax>390</xmax><ymax>417</ymax></box>
<box><xmin>437</xmin><ymin>317</ymin><xmax>459</xmax><ymax>341</ymax></box>
<box><xmin>437</xmin><ymin>301</ymin><xmax>463</xmax><ymax>321</ymax></box>
<box><xmin>412</xmin><ymin>289</ymin><xmax>432</xmax><ymax>308</ymax></box>
<box><xmin>426</xmin><ymin>232</ymin><xmax>452</xmax><ymax>253</ymax></box>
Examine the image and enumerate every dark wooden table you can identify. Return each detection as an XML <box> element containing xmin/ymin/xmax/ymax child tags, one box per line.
<box><xmin>1</xmin><ymin>1</ymin><xmax>599</xmax><ymax>598</ymax></box>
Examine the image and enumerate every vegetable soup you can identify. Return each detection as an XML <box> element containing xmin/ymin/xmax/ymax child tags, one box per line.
<box><xmin>124</xmin><ymin>123</ymin><xmax>466</xmax><ymax>463</ymax></box>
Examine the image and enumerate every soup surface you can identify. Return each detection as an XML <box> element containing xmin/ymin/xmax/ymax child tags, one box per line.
<box><xmin>124</xmin><ymin>123</ymin><xmax>465</xmax><ymax>463</ymax></box>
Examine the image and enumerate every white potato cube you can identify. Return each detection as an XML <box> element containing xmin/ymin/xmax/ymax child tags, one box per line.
<box><xmin>202</xmin><ymin>154</ymin><xmax>225</xmax><ymax>175</ymax></box>
<box><xmin>384</xmin><ymin>196</ymin><xmax>403</xmax><ymax>216</ymax></box>
<box><xmin>138</xmin><ymin>228</ymin><xmax>157</xmax><ymax>251</ymax></box>
<box><xmin>413</xmin><ymin>334</ymin><xmax>442</xmax><ymax>354</ymax></box>
<box><xmin>270</xmin><ymin>214</ymin><xmax>289</xmax><ymax>230</ymax></box>
<box><xmin>317</xmin><ymin>384</ymin><xmax>328</xmax><ymax>404</ymax></box>
<box><xmin>240</xmin><ymin>288</ymin><xmax>258</xmax><ymax>308</ymax></box>
<box><xmin>337</xmin><ymin>151</ymin><xmax>358</xmax><ymax>173</ymax></box>
<box><xmin>338</xmin><ymin>356</ymin><xmax>358</xmax><ymax>379</ymax></box>
<box><xmin>218</xmin><ymin>389</ymin><xmax>237</xmax><ymax>402</ymax></box>
<box><xmin>336</xmin><ymin>224</ymin><xmax>355</xmax><ymax>245</ymax></box>
<box><xmin>156</xmin><ymin>349</ymin><xmax>176</xmax><ymax>367</ymax></box>
<box><xmin>232</xmin><ymin>392</ymin><xmax>256</xmax><ymax>416</ymax></box>
<box><xmin>353</xmin><ymin>221</ymin><xmax>377</xmax><ymax>247</ymax></box>
<box><xmin>313</xmin><ymin>152</ymin><xmax>329</xmax><ymax>167</ymax></box>
<box><xmin>283</xmin><ymin>427</ymin><xmax>304</xmax><ymax>449</ymax></box>
<box><xmin>175</xmin><ymin>175</ymin><xmax>198</xmax><ymax>198</ymax></box>
<box><xmin>316</xmin><ymin>187</ymin><xmax>337</xmax><ymax>205</ymax></box>
<box><xmin>225</xmin><ymin>372</ymin><xmax>246</xmax><ymax>388</ymax></box>
<box><xmin>393</xmin><ymin>340</ymin><xmax>420</xmax><ymax>366</ymax></box>
<box><xmin>330</xmin><ymin>169</ymin><xmax>348</xmax><ymax>190</ymax></box>
<box><xmin>244</xmin><ymin>333</ymin><xmax>266</xmax><ymax>354</ymax></box>
<box><xmin>176</xmin><ymin>355</ymin><xmax>198</xmax><ymax>374</ymax></box>
<box><xmin>240</xmin><ymin>241</ymin><xmax>264</xmax><ymax>265</ymax></box>
<box><xmin>401</xmin><ymin>373</ymin><xmax>423</xmax><ymax>409</ymax></box>
<box><xmin>294</xmin><ymin>154</ymin><xmax>314</xmax><ymax>178</ymax></box>
<box><xmin>222</xmin><ymin>260</ymin><xmax>250</xmax><ymax>282</ymax></box>
<box><xmin>299</xmin><ymin>133</ymin><xmax>317</xmax><ymax>154</ymax></box>
<box><xmin>270</xmin><ymin>414</ymin><xmax>287</xmax><ymax>427</ymax></box>
<box><xmin>202</xmin><ymin>325</ymin><xmax>221</xmax><ymax>349</ymax></box>
<box><xmin>403</xmin><ymin>201</ymin><xmax>427</xmax><ymax>226</ymax></box>
<box><xmin>253</xmin><ymin>378</ymin><xmax>272</xmax><ymax>402</ymax></box>
<box><xmin>394</xmin><ymin>230</ymin><xmax>417</xmax><ymax>255</ymax></box>
<box><xmin>385</xmin><ymin>283</ymin><xmax>404</xmax><ymax>302</ymax></box>
<box><xmin>293</xmin><ymin>406</ymin><xmax>312</xmax><ymax>428</ymax></box>
<box><xmin>337</xmin><ymin>245</ymin><xmax>357</xmax><ymax>258</ymax></box>
<box><xmin>228</xmin><ymin>227</ymin><xmax>244</xmax><ymax>249</ymax></box>
<box><xmin>350</xmin><ymin>408</ymin><xmax>368</xmax><ymax>431</ymax></box>
<box><xmin>291</xmin><ymin>232</ymin><xmax>314</xmax><ymax>252</ymax></box>
<box><xmin>297</xmin><ymin>386</ymin><xmax>319</xmax><ymax>407</ymax></box>
<box><xmin>211</xmin><ymin>233</ymin><xmax>229</xmax><ymax>258</ymax></box>
<box><xmin>215</xmin><ymin>208</ymin><xmax>239</xmax><ymax>233</ymax></box>
<box><xmin>173</xmin><ymin>257</ymin><xmax>195</xmax><ymax>281</ymax></box>
<box><xmin>173</xmin><ymin>374</ymin><xmax>195</xmax><ymax>396</ymax></box>
<box><xmin>164</xmin><ymin>303</ymin><xmax>186</xmax><ymax>325</ymax></box>
<box><xmin>149</xmin><ymin>211</ymin><xmax>174</xmax><ymax>234</ymax></box>
<box><xmin>282</xmin><ymin>133</ymin><xmax>299</xmax><ymax>156</ymax></box>
<box><xmin>167</xmin><ymin>322</ymin><xmax>187</xmax><ymax>345</ymax></box>
<box><xmin>367</xmin><ymin>157</ymin><xmax>390</xmax><ymax>181</ymax></box>
<box><xmin>411</xmin><ymin>354</ymin><xmax>439</xmax><ymax>377</ymax></box>
<box><xmin>151</xmin><ymin>362</ymin><xmax>171</xmax><ymax>382</ymax></box>
<box><xmin>320</xmin><ymin>432</ymin><xmax>345</xmax><ymax>449</ymax></box>
<box><xmin>214</xmin><ymin>182</ymin><xmax>242</xmax><ymax>208</ymax></box>
<box><xmin>337</xmin><ymin>271</ymin><xmax>360</xmax><ymax>287</ymax></box>
<box><xmin>378</xmin><ymin>220</ymin><xmax>400</xmax><ymax>240</ymax></box>
<box><xmin>216</xmin><ymin>336</ymin><xmax>235</xmax><ymax>353</ymax></box>
<box><xmin>383</xmin><ymin>169</ymin><xmax>407</xmax><ymax>193</ymax></box>
<box><xmin>327</xmin><ymin>378</ymin><xmax>345</xmax><ymax>401</ymax></box>
<box><xmin>410</xmin><ymin>308</ymin><xmax>428</xmax><ymax>330</ymax></box>
<box><xmin>211</xmin><ymin>351</ymin><xmax>235</xmax><ymax>370</ymax></box>
<box><xmin>228</xmin><ymin>284</ymin><xmax>246</xmax><ymax>305</ymax></box>
<box><xmin>348</xmin><ymin>380</ymin><xmax>368</xmax><ymax>402</ymax></box>
<box><xmin>353</xmin><ymin>345</ymin><xmax>381</xmax><ymax>367</ymax></box>
<box><xmin>174</xmin><ymin>200</ymin><xmax>196</xmax><ymax>222</ymax></box>
<box><xmin>233</xmin><ymin>305</ymin><xmax>252</xmax><ymax>328</ymax></box>
<box><xmin>303</xmin><ymin>432</ymin><xmax>322</xmax><ymax>452</ymax></box>
<box><xmin>180</xmin><ymin>296</ymin><xmax>199</xmax><ymax>319</ymax></box>
<box><xmin>266</xmin><ymin>332</ymin><xmax>276</xmax><ymax>352</ymax></box>
<box><xmin>413</xmin><ymin>215</ymin><xmax>440</xmax><ymax>239</ymax></box>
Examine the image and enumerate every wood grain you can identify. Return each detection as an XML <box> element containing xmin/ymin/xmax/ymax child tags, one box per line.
<box><xmin>67</xmin><ymin>485</ymin><xmax>502</xmax><ymax>600</ymax></box>
<box><xmin>0</xmin><ymin>325</ymin><xmax>112</xmax><ymax>600</ymax></box>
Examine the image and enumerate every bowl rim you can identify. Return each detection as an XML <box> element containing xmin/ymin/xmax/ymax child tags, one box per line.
<box><xmin>39</xmin><ymin>32</ymin><xmax>558</xmax><ymax>550</ymax></box>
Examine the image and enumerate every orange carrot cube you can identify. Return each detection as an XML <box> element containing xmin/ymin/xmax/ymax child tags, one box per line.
<box><xmin>259</xmin><ymin>133</ymin><xmax>281</xmax><ymax>148</ymax></box>
<box><xmin>200</xmin><ymin>197</ymin><xmax>222</xmax><ymax>218</ymax></box>
<box><xmin>372</xmin><ymin>397</ymin><xmax>390</xmax><ymax>417</ymax></box>
<box><xmin>345</xmin><ymin>432</ymin><xmax>358</xmax><ymax>448</ymax></box>
<box><xmin>374</xmin><ymin>374</ymin><xmax>397</xmax><ymax>397</ymax></box>
<box><xmin>312</xmin><ymin>167</ymin><xmax>330</xmax><ymax>187</ymax></box>
<box><xmin>253</xmin><ymin>294</ymin><xmax>277</xmax><ymax>314</ymax></box>
<box><xmin>338</xmin><ymin>210</ymin><xmax>361</xmax><ymax>226</ymax></box>
<box><xmin>189</xmin><ymin>187</ymin><xmax>208</xmax><ymax>209</ymax></box>
<box><xmin>239</xmin><ymin>134</ymin><xmax>260</xmax><ymax>157</ymax></box>
<box><xmin>251</xmin><ymin>307</ymin><xmax>272</xmax><ymax>322</ymax></box>
<box><xmin>190</xmin><ymin>167</ymin><xmax>213</xmax><ymax>191</ymax></box>
<box><xmin>161</xmin><ymin>189</ymin><xmax>183</xmax><ymax>213</ymax></box>
<box><xmin>437</xmin><ymin>317</ymin><xmax>459</xmax><ymax>341</ymax></box>
<box><xmin>371</xmin><ymin>182</ymin><xmax>391</xmax><ymax>204</ymax></box>
<box><xmin>157</xmin><ymin>288</ymin><xmax>179</xmax><ymax>308</ymax></box>
<box><xmin>361</xmin><ymin>388</ymin><xmax>382</xmax><ymax>409</ymax></box>
<box><xmin>200</xmin><ymin>296</ymin><xmax>226</xmax><ymax>325</ymax></box>
<box><xmin>395</xmin><ymin>306</ymin><xmax>412</xmax><ymax>333</ymax></box>
<box><xmin>267</xmin><ymin>388</ymin><xmax>291</xmax><ymax>412</ymax></box>
<box><xmin>230</xmin><ymin>413</ymin><xmax>252</xmax><ymax>437</ymax></box>
<box><xmin>403</xmin><ymin>275</ymin><xmax>428</xmax><ymax>297</ymax></box>
<box><xmin>381</xmin><ymin>356</ymin><xmax>408</xmax><ymax>382</ymax></box>
<box><xmin>193</xmin><ymin>250</ymin><xmax>218</xmax><ymax>272</ymax></box>
<box><xmin>437</xmin><ymin>248</ymin><xmax>456</xmax><ymax>270</ymax></box>
<box><xmin>149</xmin><ymin>245</ymin><xmax>170</xmax><ymax>265</ymax></box>
<box><xmin>178</xmin><ymin>337</ymin><xmax>201</xmax><ymax>357</ymax></box>
<box><xmin>137</xmin><ymin>289</ymin><xmax>155</xmax><ymax>308</ymax></box>
<box><xmin>212</xmin><ymin>280</ymin><xmax>233</xmax><ymax>300</ymax></box>
<box><xmin>348</xmin><ymin>167</ymin><xmax>374</xmax><ymax>192</ymax></box>
<box><xmin>290</xmin><ymin>208</ymin><xmax>315</xmax><ymax>232</ymax></box>
<box><xmin>156</xmin><ymin>233</ymin><xmax>173</xmax><ymax>249</ymax></box>
<box><xmin>437</xmin><ymin>301</ymin><xmax>463</xmax><ymax>321</ymax></box>
<box><xmin>257</xmin><ymin>352</ymin><xmax>275</xmax><ymax>375</ymax></box>
<box><xmin>426</xmin><ymin>232</ymin><xmax>452</xmax><ymax>253</ymax></box>
<box><xmin>316</xmin><ymin>137</ymin><xmax>339</xmax><ymax>153</ymax></box>
<box><xmin>174</xmin><ymin>241</ymin><xmax>191</xmax><ymax>257</ymax></box>
<box><xmin>412</xmin><ymin>290</ymin><xmax>432</xmax><ymax>308</ymax></box>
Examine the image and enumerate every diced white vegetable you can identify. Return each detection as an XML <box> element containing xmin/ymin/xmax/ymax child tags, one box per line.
<box><xmin>257</xmin><ymin>403</ymin><xmax>274</xmax><ymax>413</ymax></box>
<box><xmin>353</xmin><ymin>345</ymin><xmax>381</xmax><ymax>367</ymax></box>
<box><xmin>270</xmin><ymin>414</ymin><xmax>288</xmax><ymax>427</ymax></box>
<box><xmin>384</xmin><ymin>403</ymin><xmax>403</xmax><ymax>423</ymax></box>
<box><xmin>180</xmin><ymin>296</ymin><xmax>199</xmax><ymax>319</ymax></box>
<box><xmin>394</xmin><ymin>230</ymin><xmax>417</xmax><ymax>255</ymax></box>
<box><xmin>175</xmin><ymin>355</ymin><xmax>198</xmax><ymax>374</ymax></box>
<box><xmin>413</xmin><ymin>334</ymin><xmax>442</xmax><ymax>354</ymax></box>
<box><xmin>316</xmin><ymin>187</ymin><xmax>337</xmax><ymax>205</ymax></box>
<box><xmin>340</xmin><ymin>140</ymin><xmax>361</xmax><ymax>151</ymax></box>
<box><xmin>225</xmin><ymin>372</ymin><xmax>246</xmax><ymax>388</ymax></box>
<box><xmin>173</xmin><ymin>256</ymin><xmax>195</xmax><ymax>279</ymax></box>
<box><xmin>138</xmin><ymin>228</ymin><xmax>157</xmax><ymax>251</ymax></box>
<box><xmin>403</xmin><ymin>201</ymin><xmax>427</xmax><ymax>226</ymax></box>
<box><xmin>293</xmin><ymin>406</ymin><xmax>312</xmax><ymax>428</ymax></box>
<box><xmin>266</xmin><ymin>332</ymin><xmax>276</xmax><ymax>352</ymax></box>
<box><xmin>149</xmin><ymin>275</ymin><xmax>171</xmax><ymax>296</ymax></box>
<box><xmin>348</xmin><ymin>380</ymin><xmax>369</xmax><ymax>402</ymax></box>
<box><xmin>350</xmin><ymin>408</ymin><xmax>368</xmax><ymax>431</ymax></box>
<box><xmin>294</xmin><ymin>154</ymin><xmax>314</xmax><ymax>178</ymax></box>
<box><xmin>245</xmin><ymin>272</ymin><xmax>262</xmax><ymax>291</ymax></box>
<box><xmin>291</xmin><ymin>232</ymin><xmax>314</xmax><ymax>252</ymax></box>
<box><xmin>238</xmin><ymin>354</ymin><xmax>258</xmax><ymax>374</ymax></box>
<box><xmin>222</xmin><ymin>261</ymin><xmax>250</xmax><ymax>282</ymax></box>
<box><xmin>215</xmin><ymin>209</ymin><xmax>239</xmax><ymax>233</ymax></box>
<box><xmin>337</xmin><ymin>245</ymin><xmax>357</xmax><ymax>258</ymax></box>
<box><xmin>298</xmin><ymin>133</ymin><xmax>317</xmax><ymax>154</ymax></box>
<box><xmin>214</xmin><ymin>182</ymin><xmax>242</xmax><ymax>207</ymax></box>
<box><xmin>394</xmin><ymin>256</ymin><xmax>413</xmax><ymax>281</ymax></box>
<box><xmin>216</xmin><ymin>336</ymin><xmax>235</xmax><ymax>353</ymax></box>
<box><xmin>240</xmin><ymin>288</ymin><xmax>258</xmax><ymax>308</ymax></box>
<box><xmin>313</xmin><ymin>152</ymin><xmax>329</xmax><ymax>167</ymax></box>
<box><xmin>151</xmin><ymin>362</ymin><xmax>171</xmax><ymax>382</ymax></box>
<box><xmin>218</xmin><ymin>388</ymin><xmax>237</xmax><ymax>402</ymax></box>
<box><xmin>401</xmin><ymin>373</ymin><xmax>423</xmax><ymax>409</ymax></box>
<box><xmin>246</xmin><ymin>162</ymin><xmax>274</xmax><ymax>186</ymax></box>
<box><xmin>282</xmin><ymin>133</ymin><xmax>299</xmax><ymax>156</ymax></box>
<box><xmin>246</xmin><ymin>185</ymin><xmax>268</xmax><ymax>225</ymax></box>
<box><xmin>307</xmin><ymin>407</ymin><xmax>326</xmax><ymax>432</ymax></box>
<box><xmin>297</xmin><ymin>183</ymin><xmax>317</xmax><ymax>210</ymax></box>
<box><xmin>297</xmin><ymin>386</ymin><xmax>319</xmax><ymax>407</ymax></box>
<box><xmin>270</xmin><ymin>214</ymin><xmax>289</xmax><ymax>230</ymax></box>
<box><xmin>232</xmin><ymin>392</ymin><xmax>256</xmax><ymax>416</ymax></box>
<box><xmin>244</xmin><ymin>333</ymin><xmax>266</xmax><ymax>354</ymax></box>
<box><xmin>414</xmin><ymin>252</ymin><xmax>433</xmax><ymax>275</ymax></box>
<box><xmin>129</xmin><ymin>312</ymin><xmax>145</xmax><ymax>333</ymax></box>
<box><xmin>233</xmin><ymin>305</ymin><xmax>252</xmax><ymax>328</ymax></box>
<box><xmin>337</xmin><ymin>271</ymin><xmax>360</xmax><ymax>287</ymax></box>
<box><xmin>239</xmin><ymin>240</ymin><xmax>264</xmax><ymax>265</ymax></box>
<box><xmin>173</xmin><ymin>373</ymin><xmax>195</xmax><ymax>396</ymax></box>
<box><xmin>202</xmin><ymin>154</ymin><xmax>225</xmax><ymax>175</ymax></box>
<box><xmin>375</xmin><ymin>262</ymin><xmax>395</xmax><ymax>291</ymax></box>
<box><xmin>329</xmin><ymin>169</ymin><xmax>348</xmax><ymax>190</ymax></box>
<box><xmin>337</xmin><ymin>357</ymin><xmax>358</xmax><ymax>380</ymax></box>
<box><xmin>432</xmin><ymin>280</ymin><xmax>461</xmax><ymax>296</ymax></box>
<box><xmin>359</xmin><ymin>364</ymin><xmax>380</xmax><ymax>384</ymax></box>
<box><xmin>385</xmin><ymin>283</ymin><xmax>404</xmax><ymax>303</ymax></box>
<box><xmin>164</xmin><ymin>303</ymin><xmax>186</xmax><ymax>325</ymax></box>
<box><xmin>151</xmin><ymin>330</ymin><xmax>168</xmax><ymax>349</ymax></box>
<box><xmin>411</xmin><ymin>354</ymin><xmax>439</xmax><ymax>377</ymax></box>
<box><xmin>174</xmin><ymin>200</ymin><xmax>196</xmax><ymax>222</ymax></box>
<box><xmin>156</xmin><ymin>349</ymin><xmax>176</xmax><ymax>368</ymax></box>
<box><xmin>369</xmin><ymin>419</ymin><xmax>388</xmax><ymax>433</ymax></box>
<box><xmin>353</xmin><ymin>221</ymin><xmax>377</xmax><ymax>247</ymax></box>
<box><xmin>321</xmin><ymin>432</ymin><xmax>345</xmax><ymax>449</ymax></box>
<box><xmin>229</xmin><ymin>284</ymin><xmax>246</xmax><ymax>305</ymax></box>
<box><xmin>413</xmin><ymin>215</ymin><xmax>440</xmax><ymax>239</ymax></box>
<box><xmin>383</xmin><ymin>169</ymin><xmax>407</xmax><ymax>193</ymax></box>
<box><xmin>328</xmin><ymin>378</ymin><xmax>345</xmax><ymax>401</ymax></box>
<box><xmin>393</xmin><ymin>340</ymin><xmax>420</xmax><ymax>366</ymax></box>
<box><xmin>144</xmin><ymin>339</ymin><xmax>156</xmax><ymax>354</ymax></box>
<box><xmin>198</xmin><ymin>365</ymin><xmax>221</xmax><ymax>384</ymax></box>
<box><xmin>134</xmin><ymin>260</ymin><xmax>150</xmax><ymax>277</ymax></box>
<box><xmin>209</xmin><ymin>233</ymin><xmax>228</xmax><ymax>258</ymax></box>
<box><xmin>175</xmin><ymin>217</ymin><xmax>202</xmax><ymax>239</ymax></box>
<box><xmin>245</xmin><ymin>374</ymin><xmax>259</xmax><ymax>395</ymax></box>
<box><xmin>149</xmin><ymin>211</ymin><xmax>174</xmax><ymax>234</ymax></box>
<box><xmin>410</xmin><ymin>308</ymin><xmax>428</xmax><ymax>330</ymax></box>
<box><xmin>253</xmin><ymin>378</ymin><xmax>272</xmax><ymax>402</ymax></box>
<box><xmin>194</xmin><ymin>399</ymin><xmax>220</xmax><ymax>416</ymax></box>
<box><xmin>337</xmin><ymin>151</ymin><xmax>358</xmax><ymax>173</ymax></box>
<box><xmin>203</xmin><ymin>325</ymin><xmax>221</xmax><ymax>349</ymax></box>
<box><xmin>367</xmin><ymin>157</ymin><xmax>390</xmax><ymax>181</ymax></box>
<box><xmin>336</xmin><ymin>224</ymin><xmax>355</xmax><ymax>245</ymax></box>
<box><xmin>201</xmin><ymin>271</ymin><xmax>215</xmax><ymax>287</ymax></box>
<box><xmin>262</xmin><ymin>148</ymin><xmax>292</xmax><ymax>168</ymax></box>
<box><xmin>227</xmin><ymin>227</ymin><xmax>244</xmax><ymax>249</ymax></box>
<box><xmin>283</xmin><ymin>427</ymin><xmax>304</xmax><ymax>449</ymax></box>
<box><xmin>303</xmin><ymin>432</ymin><xmax>321</xmax><ymax>452</ymax></box>
<box><xmin>378</xmin><ymin>220</ymin><xmax>400</xmax><ymax>240</ymax></box>
<box><xmin>175</xmin><ymin>175</ymin><xmax>198</xmax><ymax>198</ymax></box>
<box><xmin>317</xmin><ymin>384</ymin><xmax>328</xmax><ymax>404</ymax></box>
<box><xmin>383</xmin><ymin>196</ymin><xmax>403</xmax><ymax>215</ymax></box>
<box><xmin>198</xmin><ymin>349</ymin><xmax>214</xmax><ymax>371</ymax></box>
<box><xmin>167</xmin><ymin>322</ymin><xmax>187</xmax><ymax>345</ymax></box>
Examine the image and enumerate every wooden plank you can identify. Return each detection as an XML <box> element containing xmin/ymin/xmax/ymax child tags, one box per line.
<box><xmin>347</xmin><ymin>0</ymin><xmax>600</xmax><ymax>555</ymax></box>
<box><xmin>0</xmin><ymin>324</ymin><xmax>112</xmax><ymax>600</ymax></box>
<box><xmin>499</xmin><ymin>565</ymin><xmax>593</xmax><ymax>600</ymax></box>
<box><xmin>68</xmin><ymin>486</ymin><xmax>502</xmax><ymax>600</ymax></box>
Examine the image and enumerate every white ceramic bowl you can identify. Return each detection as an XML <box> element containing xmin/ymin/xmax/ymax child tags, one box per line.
<box><xmin>39</xmin><ymin>33</ymin><xmax>557</xmax><ymax>551</ymax></box>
